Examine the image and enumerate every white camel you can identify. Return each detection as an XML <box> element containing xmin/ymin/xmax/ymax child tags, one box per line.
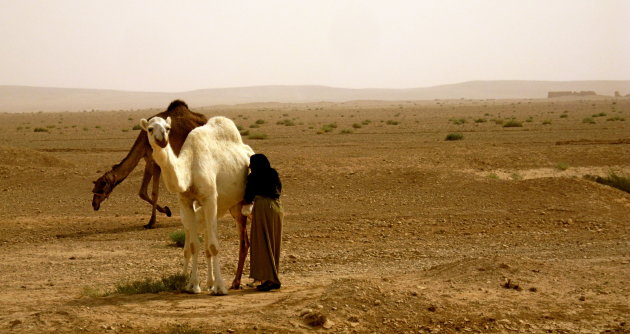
<box><xmin>140</xmin><ymin>115</ymin><xmax>254</xmax><ymax>295</ymax></box>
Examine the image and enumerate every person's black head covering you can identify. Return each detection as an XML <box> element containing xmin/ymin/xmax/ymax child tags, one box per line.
<box><xmin>250</xmin><ymin>154</ymin><xmax>271</xmax><ymax>171</ymax></box>
<box><xmin>244</xmin><ymin>153</ymin><xmax>281</xmax><ymax>203</ymax></box>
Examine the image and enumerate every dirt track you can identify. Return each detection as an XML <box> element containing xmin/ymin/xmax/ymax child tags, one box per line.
<box><xmin>0</xmin><ymin>98</ymin><xmax>629</xmax><ymax>333</ymax></box>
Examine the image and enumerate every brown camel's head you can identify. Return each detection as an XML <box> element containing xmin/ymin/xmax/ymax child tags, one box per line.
<box><xmin>91</xmin><ymin>171</ymin><xmax>115</xmax><ymax>210</ymax></box>
<box><xmin>140</xmin><ymin>116</ymin><xmax>171</xmax><ymax>149</ymax></box>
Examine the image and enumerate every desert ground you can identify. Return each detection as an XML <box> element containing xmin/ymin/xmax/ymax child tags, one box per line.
<box><xmin>0</xmin><ymin>97</ymin><xmax>628</xmax><ymax>333</ymax></box>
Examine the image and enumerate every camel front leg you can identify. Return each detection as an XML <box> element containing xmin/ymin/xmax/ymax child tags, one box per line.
<box><xmin>201</xmin><ymin>198</ymin><xmax>227</xmax><ymax>296</ymax></box>
<box><xmin>180</xmin><ymin>197</ymin><xmax>201</xmax><ymax>293</ymax></box>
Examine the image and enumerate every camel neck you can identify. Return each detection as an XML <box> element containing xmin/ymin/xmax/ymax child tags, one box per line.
<box><xmin>110</xmin><ymin>132</ymin><xmax>149</xmax><ymax>184</ymax></box>
<box><xmin>152</xmin><ymin>143</ymin><xmax>190</xmax><ymax>193</ymax></box>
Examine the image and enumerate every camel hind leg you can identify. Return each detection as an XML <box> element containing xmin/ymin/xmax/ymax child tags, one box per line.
<box><xmin>200</xmin><ymin>196</ymin><xmax>227</xmax><ymax>296</ymax></box>
<box><xmin>229</xmin><ymin>203</ymin><xmax>250</xmax><ymax>289</ymax></box>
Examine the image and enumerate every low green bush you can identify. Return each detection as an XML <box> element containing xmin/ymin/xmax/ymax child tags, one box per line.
<box><xmin>248</xmin><ymin>133</ymin><xmax>268</xmax><ymax>140</ymax></box>
<box><xmin>503</xmin><ymin>120</ymin><xmax>523</xmax><ymax>128</ymax></box>
<box><xmin>589</xmin><ymin>172</ymin><xmax>630</xmax><ymax>194</ymax></box>
<box><xmin>445</xmin><ymin>133</ymin><xmax>464</xmax><ymax>141</ymax></box>
<box><xmin>114</xmin><ymin>274</ymin><xmax>188</xmax><ymax>295</ymax></box>
<box><xmin>169</xmin><ymin>230</ymin><xmax>186</xmax><ymax>247</ymax></box>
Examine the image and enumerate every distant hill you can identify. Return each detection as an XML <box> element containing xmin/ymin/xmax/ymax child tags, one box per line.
<box><xmin>1</xmin><ymin>80</ymin><xmax>629</xmax><ymax>112</ymax></box>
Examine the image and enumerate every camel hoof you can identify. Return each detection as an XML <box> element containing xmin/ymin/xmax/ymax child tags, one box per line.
<box><xmin>143</xmin><ymin>223</ymin><xmax>155</xmax><ymax>229</ymax></box>
<box><xmin>186</xmin><ymin>286</ymin><xmax>202</xmax><ymax>294</ymax></box>
<box><xmin>229</xmin><ymin>282</ymin><xmax>242</xmax><ymax>290</ymax></box>
<box><xmin>164</xmin><ymin>206</ymin><xmax>172</xmax><ymax>217</ymax></box>
<box><xmin>211</xmin><ymin>285</ymin><xmax>228</xmax><ymax>296</ymax></box>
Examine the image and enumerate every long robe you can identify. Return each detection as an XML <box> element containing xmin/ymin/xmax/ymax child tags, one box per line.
<box><xmin>249</xmin><ymin>195</ymin><xmax>283</xmax><ymax>284</ymax></box>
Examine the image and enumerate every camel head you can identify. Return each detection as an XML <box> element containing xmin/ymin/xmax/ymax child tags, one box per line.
<box><xmin>140</xmin><ymin>116</ymin><xmax>171</xmax><ymax>149</ymax></box>
<box><xmin>91</xmin><ymin>171</ymin><xmax>115</xmax><ymax>210</ymax></box>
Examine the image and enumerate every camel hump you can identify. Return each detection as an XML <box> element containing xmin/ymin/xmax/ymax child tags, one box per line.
<box><xmin>203</xmin><ymin>116</ymin><xmax>243</xmax><ymax>144</ymax></box>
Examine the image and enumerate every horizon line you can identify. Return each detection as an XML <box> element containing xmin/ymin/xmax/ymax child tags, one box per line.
<box><xmin>2</xmin><ymin>79</ymin><xmax>630</xmax><ymax>94</ymax></box>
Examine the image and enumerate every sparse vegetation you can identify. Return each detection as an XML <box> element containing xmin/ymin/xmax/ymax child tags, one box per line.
<box><xmin>33</xmin><ymin>127</ymin><xmax>48</xmax><ymax>132</ymax></box>
<box><xmin>592</xmin><ymin>112</ymin><xmax>607</xmax><ymax>118</ymax></box>
<box><xmin>276</xmin><ymin>119</ymin><xmax>295</xmax><ymax>126</ymax></box>
<box><xmin>255</xmin><ymin>119</ymin><xmax>266</xmax><ymax>125</ymax></box>
<box><xmin>606</xmin><ymin>116</ymin><xmax>625</xmax><ymax>121</ymax></box>
<box><xmin>352</xmin><ymin>123</ymin><xmax>362</xmax><ymax>129</ymax></box>
<box><xmin>320</xmin><ymin>123</ymin><xmax>337</xmax><ymax>133</ymax></box>
<box><xmin>560</xmin><ymin>114</ymin><xmax>568</xmax><ymax>118</ymax></box>
<box><xmin>248</xmin><ymin>133</ymin><xmax>268</xmax><ymax>140</ymax></box>
<box><xmin>386</xmin><ymin>120</ymin><xmax>399</xmax><ymax>125</ymax></box>
<box><xmin>132</xmin><ymin>124</ymin><xmax>142</xmax><ymax>130</ymax></box>
<box><xmin>81</xmin><ymin>273</ymin><xmax>189</xmax><ymax>297</ymax></box>
<box><xmin>340</xmin><ymin>129</ymin><xmax>353</xmax><ymax>134</ymax></box>
<box><xmin>542</xmin><ymin>120</ymin><xmax>552</xmax><ymax>125</ymax></box>
<box><xmin>114</xmin><ymin>274</ymin><xmax>188</xmax><ymax>295</ymax></box>
<box><xmin>587</xmin><ymin>172</ymin><xmax>630</xmax><ymax>194</ymax></box>
<box><xmin>2</xmin><ymin>99</ymin><xmax>629</xmax><ymax>332</ymax></box>
<box><xmin>81</xmin><ymin>286</ymin><xmax>106</xmax><ymax>298</ymax></box>
<box><xmin>169</xmin><ymin>230</ymin><xmax>186</xmax><ymax>247</ymax></box>
<box><xmin>582</xmin><ymin>117</ymin><xmax>596</xmax><ymax>124</ymax></box>
<box><xmin>474</xmin><ymin>118</ymin><xmax>487</xmax><ymax>123</ymax></box>
<box><xmin>450</xmin><ymin>118</ymin><xmax>466</xmax><ymax>125</ymax></box>
<box><xmin>503</xmin><ymin>120</ymin><xmax>523</xmax><ymax>127</ymax></box>
<box><xmin>445</xmin><ymin>132</ymin><xmax>464</xmax><ymax>141</ymax></box>
<box><xmin>556</xmin><ymin>162</ymin><xmax>569</xmax><ymax>171</ymax></box>
<box><xmin>166</xmin><ymin>324</ymin><xmax>203</xmax><ymax>334</ymax></box>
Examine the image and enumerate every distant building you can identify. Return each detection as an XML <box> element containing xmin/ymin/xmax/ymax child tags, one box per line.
<box><xmin>548</xmin><ymin>91</ymin><xmax>597</xmax><ymax>98</ymax></box>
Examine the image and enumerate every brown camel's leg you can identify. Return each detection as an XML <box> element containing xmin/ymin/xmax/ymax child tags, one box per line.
<box><xmin>152</xmin><ymin>165</ymin><xmax>172</xmax><ymax>217</ymax></box>
<box><xmin>230</xmin><ymin>212</ymin><xmax>250</xmax><ymax>289</ymax></box>
<box><xmin>139</xmin><ymin>161</ymin><xmax>171</xmax><ymax>229</ymax></box>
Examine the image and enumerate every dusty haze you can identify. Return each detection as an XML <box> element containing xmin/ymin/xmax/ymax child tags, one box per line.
<box><xmin>1</xmin><ymin>1</ymin><xmax>629</xmax><ymax>92</ymax></box>
<box><xmin>1</xmin><ymin>80</ymin><xmax>630</xmax><ymax>113</ymax></box>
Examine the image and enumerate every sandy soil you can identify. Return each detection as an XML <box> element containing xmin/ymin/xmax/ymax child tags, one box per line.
<box><xmin>0</xmin><ymin>98</ymin><xmax>629</xmax><ymax>333</ymax></box>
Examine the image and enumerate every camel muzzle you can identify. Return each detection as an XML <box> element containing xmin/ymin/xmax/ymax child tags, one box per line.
<box><xmin>92</xmin><ymin>193</ymin><xmax>106</xmax><ymax>211</ymax></box>
<box><xmin>155</xmin><ymin>138</ymin><xmax>168</xmax><ymax>148</ymax></box>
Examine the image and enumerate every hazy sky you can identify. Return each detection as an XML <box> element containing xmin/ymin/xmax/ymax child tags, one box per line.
<box><xmin>1</xmin><ymin>0</ymin><xmax>629</xmax><ymax>92</ymax></box>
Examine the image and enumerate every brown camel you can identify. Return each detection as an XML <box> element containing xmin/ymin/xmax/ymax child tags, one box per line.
<box><xmin>91</xmin><ymin>100</ymin><xmax>207</xmax><ymax>228</ymax></box>
<box><xmin>91</xmin><ymin>100</ymin><xmax>251</xmax><ymax>289</ymax></box>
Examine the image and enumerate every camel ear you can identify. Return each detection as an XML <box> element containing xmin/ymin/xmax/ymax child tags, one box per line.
<box><xmin>140</xmin><ymin>118</ymin><xmax>149</xmax><ymax>131</ymax></box>
<box><xmin>166</xmin><ymin>116</ymin><xmax>172</xmax><ymax>127</ymax></box>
